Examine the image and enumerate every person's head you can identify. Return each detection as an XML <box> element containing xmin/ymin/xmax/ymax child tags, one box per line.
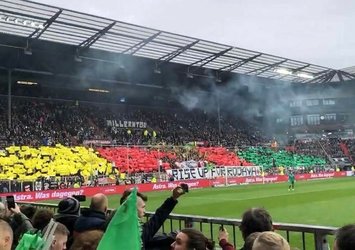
<box><xmin>243</xmin><ymin>232</ymin><xmax>262</xmax><ymax>250</ymax></box>
<box><xmin>120</xmin><ymin>190</ymin><xmax>147</xmax><ymax>219</ymax></box>
<box><xmin>32</xmin><ymin>209</ymin><xmax>54</xmax><ymax>231</ymax></box>
<box><xmin>57</xmin><ymin>197</ymin><xmax>80</xmax><ymax>215</ymax></box>
<box><xmin>252</xmin><ymin>231</ymin><xmax>290</xmax><ymax>250</ymax></box>
<box><xmin>333</xmin><ymin>224</ymin><xmax>355</xmax><ymax>250</ymax></box>
<box><xmin>50</xmin><ymin>222</ymin><xmax>69</xmax><ymax>250</ymax></box>
<box><xmin>0</xmin><ymin>202</ymin><xmax>5</xmax><ymax>218</ymax></box>
<box><xmin>90</xmin><ymin>194</ymin><xmax>108</xmax><ymax>213</ymax></box>
<box><xmin>0</xmin><ymin>219</ymin><xmax>13</xmax><ymax>250</ymax></box>
<box><xmin>70</xmin><ymin>230</ymin><xmax>104</xmax><ymax>250</ymax></box>
<box><xmin>20</xmin><ymin>205</ymin><xmax>37</xmax><ymax>220</ymax></box>
<box><xmin>240</xmin><ymin>207</ymin><xmax>273</xmax><ymax>240</ymax></box>
<box><xmin>171</xmin><ymin>228</ymin><xmax>214</xmax><ymax>250</ymax></box>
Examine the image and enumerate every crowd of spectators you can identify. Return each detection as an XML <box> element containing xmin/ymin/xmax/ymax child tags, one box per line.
<box><xmin>294</xmin><ymin>138</ymin><xmax>353</xmax><ymax>165</ymax></box>
<box><xmin>0</xmin><ymin>98</ymin><xmax>265</xmax><ymax>148</ymax></box>
<box><xmin>344</xmin><ymin>139</ymin><xmax>355</xmax><ymax>162</ymax></box>
<box><xmin>1</xmin><ymin>97</ymin><xmax>354</xmax><ymax>170</ymax></box>
<box><xmin>1</xmin><ymin>189</ymin><xmax>354</xmax><ymax>250</ymax></box>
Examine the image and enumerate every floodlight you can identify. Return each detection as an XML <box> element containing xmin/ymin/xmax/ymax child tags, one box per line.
<box><xmin>297</xmin><ymin>72</ymin><xmax>314</xmax><ymax>79</ymax></box>
<box><xmin>274</xmin><ymin>68</ymin><xmax>292</xmax><ymax>75</ymax></box>
<box><xmin>88</xmin><ymin>88</ymin><xmax>109</xmax><ymax>93</ymax></box>
<box><xmin>186</xmin><ymin>72</ymin><xmax>194</xmax><ymax>79</ymax></box>
<box><xmin>24</xmin><ymin>47</ymin><xmax>32</xmax><ymax>55</ymax></box>
<box><xmin>17</xmin><ymin>80</ymin><xmax>37</xmax><ymax>85</ymax></box>
<box><xmin>154</xmin><ymin>68</ymin><xmax>161</xmax><ymax>74</ymax></box>
<box><xmin>74</xmin><ymin>54</ymin><xmax>82</xmax><ymax>63</ymax></box>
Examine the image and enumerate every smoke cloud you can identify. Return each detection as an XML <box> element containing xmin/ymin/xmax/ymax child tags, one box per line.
<box><xmin>167</xmin><ymin>71</ymin><xmax>347</xmax><ymax>140</ymax></box>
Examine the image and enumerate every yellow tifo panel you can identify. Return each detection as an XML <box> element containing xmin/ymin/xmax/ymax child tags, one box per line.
<box><xmin>0</xmin><ymin>145</ymin><xmax>112</xmax><ymax>181</ymax></box>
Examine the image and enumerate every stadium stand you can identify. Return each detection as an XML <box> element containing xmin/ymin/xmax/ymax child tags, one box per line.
<box><xmin>1</xmin><ymin>0</ymin><xmax>355</xmax><ymax>249</ymax></box>
<box><xmin>97</xmin><ymin>146</ymin><xmax>175</xmax><ymax>173</ymax></box>
<box><xmin>237</xmin><ymin>147</ymin><xmax>327</xmax><ymax>169</ymax></box>
<box><xmin>344</xmin><ymin>139</ymin><xmax>355</xmax><ymax>162</ymax></box>
<box><xmin>198</xmin><ymin>147</ymin><xmax>252</xmax><ymax>166</ymax></box>
<box><xmin>0</xmin><ymin>145</ymin><xmax>111</xmax><ymax>180</ymax></box>
<box><xmin>294</xmin><ymin>138</ymin><xmax>353</xmax><ymax>166</ymax></box>
<box><xmin>0</xmin><ymin>97</ymin><xmax>263</xmax><ymax>147</ymax></box>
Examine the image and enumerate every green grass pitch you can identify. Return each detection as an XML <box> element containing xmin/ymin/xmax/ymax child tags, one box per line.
<box><xmin>87</xmin><ymin>177</ymin><xmax>355</xmax><ymax>227</ymax></box>
<box><xmin>46</xmin><ymin>177</ymin><xmax>355</xmax><ymax>249</ymax></box>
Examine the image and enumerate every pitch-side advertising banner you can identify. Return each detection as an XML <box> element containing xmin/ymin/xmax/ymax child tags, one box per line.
<box><xmin>0</xmin><ymin>171</ymin><xmax>347</xmax><ymax>202</ymax></box>
<box><xmin>1</xmin><ymin>179</ymin><xmax>210</xmax><ymax>202</ymax></box>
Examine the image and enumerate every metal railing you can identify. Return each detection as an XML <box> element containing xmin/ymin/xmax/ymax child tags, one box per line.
<box><xmin>144</xmin><ymin>212</ymin><xmax>335</xmax><ymax>250</ymax></box>
<box><xmin>20</xmin><ymin>202</ymin><xmax>336</xmax><ymax>250</ymax></box>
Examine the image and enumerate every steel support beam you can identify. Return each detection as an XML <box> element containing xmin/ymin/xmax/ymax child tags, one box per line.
<box><xmin>293</xmin><ymin>64</ymin><xmax>310</xmax><ymax>73</ymax></box>
<box><xmin>336</xmin><ymin>71</ymin><xmax>344</xmax><ymax>82</ymax></box>
<box><xmin>323</xmin><ymin>70</ymin><xmax>337</xmax><ymax>83</ymax></box>
<box><xmin>218</xmin><ymin>54</ymin><xmax>262</xmax><ymax>72</ymax></box>
<box><xmin>158</xmin><ymin>40</ymin><xmax>199</xmax><ymax>64</ymax></box>
<box><xmin>304</xmin><ymin>70</ymin><xmax>333</xmax><ymax>84</ymax></box>
<box><xmin>246</xmin><ymin>59</ymin><xmax>287</xmax><ymax>76</ymax></box>
<box><xmin>339</xmin><ymin>70</ymin><xmax>355</xmax><ymax>80</ymax></box>
<box><xmin>122</xmin><ymin>31</ymin><xmax>161</xmax><ymax>55</ymax></box>
<box><xmin>78</xmin><ymin>21</ymin><xmax>116</xmax><ymax>50</ymax></box>
<box><xmin>190</xmin><ymin>47</ymin><xmax>233</xmax><ymax>68</ymax></box>
<box><xmin>28</xmin><ymin>9</ymin><xmax>63</xmax><ymax>39</ymax></box>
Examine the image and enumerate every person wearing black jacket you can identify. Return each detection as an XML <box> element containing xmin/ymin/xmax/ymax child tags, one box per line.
<box><xmin>74</xmin><ymin>193</ymin><xmax>108</xmax><ymax>233</ymax></box>
<box><xmin>120</xmin><ymin>186</ymin><xmax>185</xmax><ymax>249</ymax></box>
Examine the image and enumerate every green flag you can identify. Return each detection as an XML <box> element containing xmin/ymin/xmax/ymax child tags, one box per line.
<box><xmin>98</xmin><ymin>188</ymin><xmax>141</xmax><ymax>250</ymax></box>
<box><xmin>15</xmin><ymin>232</ymin><xmax>44</xmax><ymax>250</ymax></box>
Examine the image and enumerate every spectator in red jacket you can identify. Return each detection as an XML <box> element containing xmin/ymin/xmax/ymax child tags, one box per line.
<box><xmin>218</xmin><ymin>227</ymin><xmax>235</xmax><ymax>250</ymax></box>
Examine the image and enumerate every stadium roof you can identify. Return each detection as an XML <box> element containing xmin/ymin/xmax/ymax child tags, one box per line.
<box><xmin>1</xmin><ymin>0</ymin><xmax>355</xmax><ymax>84</ymax></box>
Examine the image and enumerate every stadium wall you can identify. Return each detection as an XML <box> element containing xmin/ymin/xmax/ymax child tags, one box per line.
<box><xmin>1</xmin><ymin>171</ymin><xmax>349</xmax><ymax>202</ymax></box>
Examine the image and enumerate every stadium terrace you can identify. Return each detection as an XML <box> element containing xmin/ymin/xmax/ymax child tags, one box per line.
<box><xmin>0</xmin><ymin>0</ymin><xmax>355</xmax><ymax>250</ymax></box>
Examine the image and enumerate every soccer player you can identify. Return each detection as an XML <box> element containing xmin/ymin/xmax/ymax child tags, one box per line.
<box><xmin>288</xmin><ymin>171</ymin><xmax>295</xmax><ymax>191</ymax></box>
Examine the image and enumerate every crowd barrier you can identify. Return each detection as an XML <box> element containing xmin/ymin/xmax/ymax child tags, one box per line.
<box><xmin>1</xmin><ymin>171</ymin><xmax>349</xmax><ymax>202</ymax></box>
<box><xmin>22</xmin><ymin>202</ymin><xmax>336</xmax><ymax>250</ymax></box>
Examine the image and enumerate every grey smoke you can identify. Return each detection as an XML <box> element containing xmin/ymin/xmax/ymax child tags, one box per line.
<box><xmin>169</xmin><ymin>71</ymin><xmax>347</xmax><ymax>139</ymax></box>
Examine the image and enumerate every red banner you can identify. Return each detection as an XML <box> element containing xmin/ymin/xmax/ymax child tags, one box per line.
<box><xmin>208</xmin><ymin>172</ymin><xmax>346</xmax><ymax>186</ymax></box>
<box><xmin>0</xmin><ymin>179</ymin><xmax>210</xmax><ymax>202</ymax></box>
<box><xmin>0</xmin><ymin>172</ymin><xmax>347</xmax><ymax>202</ymax></box>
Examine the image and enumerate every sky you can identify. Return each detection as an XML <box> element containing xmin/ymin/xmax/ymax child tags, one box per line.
<box><xmin>34</xmin><ymin>0</ymin><xmax>355</xmax><ymax>69</ymax></box>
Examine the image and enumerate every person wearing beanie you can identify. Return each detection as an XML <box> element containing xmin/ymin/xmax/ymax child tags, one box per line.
<box><xmin>57</xmin><ymin>198</ymin><xmax>80</xmax><ymax>216</ymax></box>
<box><xmin>54</xmin><ymin>197</ymin><xmax>80</xmax><ymax>249</ymax></box>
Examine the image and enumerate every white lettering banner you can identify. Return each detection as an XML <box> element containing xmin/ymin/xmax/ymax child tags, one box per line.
<box><xmin>166</xmin><ymin>166</ymin><xmax>262</xmax><ymax>181</ymax></box>
<box><xmin>106</xmin><ymin>120</ymin><xmax>147</xmax><ymax>129</ymax></box>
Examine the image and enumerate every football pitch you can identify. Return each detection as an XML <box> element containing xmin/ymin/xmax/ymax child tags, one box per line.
<box><xmin>65</xmin><ymin>177</ymin><xmax>355</xmax><ymax>227</ymax></box>
<box><xmin>47</xmin><ymin>177</ymin><xmax>355</xmax><ymax>249</ymax></box>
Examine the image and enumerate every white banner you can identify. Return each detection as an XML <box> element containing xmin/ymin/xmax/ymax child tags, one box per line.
<box><xmin>106</xmin><ymin>120</ymin><xmax>147</xmax><ymax>129</ymax></box>
<box><xmin>83</xmin><ymin>140</ymin><xmax>111</xmax><ymax>145</ymax></box>
<box><xmin>167</xmin><ymin>166</ymin><xmax>262</xmax><ymax>180</ymax></box>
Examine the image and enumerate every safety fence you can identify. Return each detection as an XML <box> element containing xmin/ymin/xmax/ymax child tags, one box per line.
<box><xmin>22</xmin><ymin>202</ymin><xmax>336</xmax><ymax>250</ymax></box>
